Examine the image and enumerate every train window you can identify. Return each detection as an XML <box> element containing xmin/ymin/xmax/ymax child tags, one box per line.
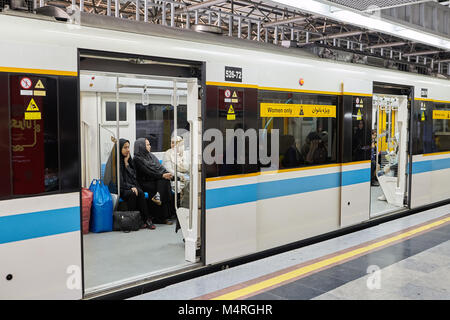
<box><xmin>1</xmin><ymin>73</ymin><xmax>80</xmax><ymax>199</ymax></box>
<box><xmin>135</xmin><ymin>103</ymin><xmax>188</xmax><ymax>152</ymax></box>
<box><xmin>432</xmin><ymin>104</ymin><xmax>450</xmax><ymax>152</ymax></box>
<box><xmin>104</xmin><ymin>101</ymin><xmax>127</xmax><ymax>123</ymax></box>
<box><xmin>351</xmin><ymin>96</ymin><xmax>372</xmax><ymax>162</ymax></box>
<box><xmin>258</xmin><ymin>90</ymin><xmax>338</xmax><ymax>170</ymax></box>
<box><xmin>10</xmin><ymin>75</ymin><xmax>59</xmax><ymax>195</ymax></box>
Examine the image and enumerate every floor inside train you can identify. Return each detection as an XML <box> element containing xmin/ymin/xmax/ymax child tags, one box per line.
<box><xmin>83</xmin><ymin>223</ymin><xmax>189</xmax><ymax>291</ymax></box>
<box><xmin>370</xmin><ymin>185</ymin><xmax>401</xmax><ymax>217</ymax></box>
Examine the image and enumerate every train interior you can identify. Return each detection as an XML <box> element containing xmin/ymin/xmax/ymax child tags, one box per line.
<box><xmin>79</xmin><ymin>53</ymin><xmax>202</xmax><ymax>295</ymax></box>
<box><xmin>370</xmin><ymin>83</ymin><xmax>411</xmax><ymax>218</ymax></box>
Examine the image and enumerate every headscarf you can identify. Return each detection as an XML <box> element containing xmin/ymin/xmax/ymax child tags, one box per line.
<box><xmin>103</xmin><ymin>138</ymin><xmax>134</xmax><ymax>194</ymax></box>
<box><xmin>134</xmin><ymin>138</ymin><xmax>167</xmax><ymax>176</ymax></box>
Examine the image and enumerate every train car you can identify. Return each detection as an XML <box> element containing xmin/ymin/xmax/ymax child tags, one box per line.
<box><xmin>0</xmin><ymin>8</ymin><xmax>449</xmax><ymax>299</ymax></box>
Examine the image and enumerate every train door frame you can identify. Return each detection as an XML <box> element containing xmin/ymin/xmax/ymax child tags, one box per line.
<box><xmin>370</xmin><ymin>82</ymin><xmax>414</xmax><ymax>218</ymax></box>
<box><xmin>77</xmin><ymin>49</ymin><xmax>206</xmax><ymax>298</ymax></box>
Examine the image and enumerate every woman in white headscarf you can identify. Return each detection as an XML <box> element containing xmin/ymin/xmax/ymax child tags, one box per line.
<box><xmin>163</xmin><ymin>136</ymin><xmax>190</xmax><ymax>193</ymax></box>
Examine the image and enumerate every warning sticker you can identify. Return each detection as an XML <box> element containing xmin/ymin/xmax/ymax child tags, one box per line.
<box><xmin>227</xmin><ymin>105</ymin><xmax>236</xmax><ymax>120</ymax></box>
<box><xmin>34</xmin><ymin>90</ymin><xmax>46</xmax><ymax>96</ymax></box>
<box><xmin>35</xmin><ymin>80</ymin><xmax>45</xmax><ymax>89</ymax></box>
<box><xmin>356</xmin><ymin>109</ymin><xmax>362</xmax><ymax>120</ymax></box>
<box><xmin>232</xmin><ymin>91</ymin><xmax>238</xmax><ymax>98</ymax></box>
<box><xmin>26</xmin><ymin>98</ymin><xmax>40</xmax><ymax>111</ymax></box>
<box><xmin>25</xmin><ymin>98</ymin><xmax>41</xmax><ymax>120</ymax></box>
<box><xmin>433</xmin><ymin>110</ymin><xmax>450</xmax><ymax>120</ymax></box>
<box><xmin>260</xmin><ymin>103</ymin><xmax>336</xmax><ymax>118</ymax></box>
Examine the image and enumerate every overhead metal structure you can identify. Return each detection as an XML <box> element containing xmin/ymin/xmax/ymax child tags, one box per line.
<box><xmin>2</xmin><ymin>0</ymin><xmax>450</xmax><ymax>77</ymax></box>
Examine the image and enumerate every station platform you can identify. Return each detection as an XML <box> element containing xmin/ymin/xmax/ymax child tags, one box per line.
<box><xmin>131</xmin><ymin>204</ymin><xmax>450</xmax><ymax>300</ymax></box>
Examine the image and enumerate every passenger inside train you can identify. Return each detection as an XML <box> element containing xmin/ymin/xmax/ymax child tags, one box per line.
<box><xmin>106</xmin><ymin>138</ymin><xmax>156</xmax><ymax>230</ymax></box>
<box><xmin>134</xmin><ymin>137</ymin><xmax>175</xmax><ymax>225</ymax></box>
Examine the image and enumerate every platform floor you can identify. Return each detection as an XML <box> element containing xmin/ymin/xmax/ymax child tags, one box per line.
<box><xmin>130</xmin><ymin>204</ymin><xmax>450</xmax><ymax>300</ymax></box>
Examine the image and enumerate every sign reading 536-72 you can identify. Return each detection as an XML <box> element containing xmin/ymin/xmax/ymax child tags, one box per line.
<box><xmin>225</xmin><ymin>66</ymin><xmax>243</xmax><ymax>82</ymax></box>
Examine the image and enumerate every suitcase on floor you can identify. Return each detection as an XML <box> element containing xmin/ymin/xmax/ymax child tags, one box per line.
<box><xmin>81</xmin><ymin>188</ymin><xmax>93</xmax><ymax>234</ymax></box>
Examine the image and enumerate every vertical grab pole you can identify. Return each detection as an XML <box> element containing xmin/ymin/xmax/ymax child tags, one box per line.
<box><xmin>173</xmin><ymin>80</ymin><xmax>178</xmax><ymax>209</ymax></box>
<box><xmin>116</xmin><ymin>77</ymin><xmax>120</xmax><ymax>199</ymax></box>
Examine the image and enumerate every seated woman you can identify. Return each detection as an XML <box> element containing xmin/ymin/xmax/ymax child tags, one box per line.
<box><xmin>116</xmin><ymin>138</ymin><xmax>155</xmax><ymax>230</ymax></box>
<box><xmin>134</xmin><ymin>138</ymin><xmax>174</xmax><ymax>225</ymax></box>
<box><xmin>163</xmin><ymin>136</ymin><xmax>190</xmax><ymax>194</ymax></box>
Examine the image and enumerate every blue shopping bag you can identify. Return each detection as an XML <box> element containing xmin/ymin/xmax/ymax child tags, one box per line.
<box><xmin>89</xmin><ymin>179</ymin><xmax>113</xmax><ymax>232</ymax></box>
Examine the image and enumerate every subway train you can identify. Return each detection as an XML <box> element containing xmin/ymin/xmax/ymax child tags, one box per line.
<box><xmin>1</xmin><ymin>8</ymin><xmax>449</xmax><ymax>299</ymax></box>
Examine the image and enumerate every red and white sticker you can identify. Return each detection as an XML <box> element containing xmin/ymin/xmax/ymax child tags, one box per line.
<box><xmin>20</xmin><ymin>77</ymin><xmax>32</xmax><ymax>90</ymax></box>
<box><xmin>224</xmin><ymin>89</ymin><xmax>231</xmax><ymax>98</ymax></box>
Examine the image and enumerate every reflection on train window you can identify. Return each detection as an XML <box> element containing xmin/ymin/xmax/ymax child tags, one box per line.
<box><xmin>135</xmin><ymin>103</ymin><xmax>188</xmax><ymax>152</ymax></box>
<box><xmin>432</xmin><ymin>104</ymin><xmax>450</xmax><ymax>152</ymax></box>
<box><xmin>10</xmin><ymin>75</ymin><xmax>59</xmax><ymax>195</ymax></box>
<box><xmin>258</xmin><ymin>90</ymin><xmax>337</xmax><ymax>169</ymax></box>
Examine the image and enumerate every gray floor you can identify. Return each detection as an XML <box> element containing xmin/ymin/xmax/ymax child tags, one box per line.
<box><xmin>131</xmin><ymin>204</ymin><xmax>450</xmax><ymax>300</ymax></box>
<box><xmin>83</xmin><ymin>223</ymin><xmax>189</xmax><ymax>291</ymax></box>
<box><xmin>370</xmin><ymin>185</ymin><xmax>401</xmax><ymax>217</ymax></box>
<box><xmin>313</xmin><ymin>240</ymin><xmax>450</xmax><ymax>300</ymax></box>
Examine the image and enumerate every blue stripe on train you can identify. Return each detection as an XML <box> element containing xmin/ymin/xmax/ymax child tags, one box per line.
<box><xmin>206</xmin><ymin>168</ymin><xmax>370</xmax><ymax>210</ymax></box>
<box><xmin>412</xmin><ymin>157</ymin><xmax>450</xmax><ymax>174</ymax></box>
<box><xmin>0</xmin><ymin>207</ymin><xmax>80</xmax><ymax>244</ymax></box>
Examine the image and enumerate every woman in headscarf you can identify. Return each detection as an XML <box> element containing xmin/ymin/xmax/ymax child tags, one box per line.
<box><xmin>107</xmin><ymin>138</ymin><xmax>155</xmax><ymax>230</ymax></box>
<box><xmin>134</xmin><ymin>138</ymin><xmax>174</xmax><ymax>225</ymax></box>
<box><xmin>163</xmin><ymin>136</ymin><xmax>190</xmax><ymax>193</ymax></box>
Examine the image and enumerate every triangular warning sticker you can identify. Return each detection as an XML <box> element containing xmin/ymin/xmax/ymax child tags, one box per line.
<box><xmin>232</xmin><ymin>91</ymin><xmax>238</xmax><ymax>98</ymax></box>
<box><xmin>35</xmin><ymin>80</ymin><xmax>45</xmax><ymax>89</ymax></box>
<box><xmin>228</xmin><ymin>105</ymin><xmax>235</xmax><ymax>114</ymax></box>
<box><xmin>356</xmin><ymin>109</ymin><xmax>362</xmax><ymax>120</ymax></box>
<box><xmin>299</xmin><ymin>108</ymin><xmax>304</xmax><ymax>116</ymax></box>
<box><xmin>26</xmin><ymin>98</ymin><xmax>40</xmax><ymax>111</ymax></box>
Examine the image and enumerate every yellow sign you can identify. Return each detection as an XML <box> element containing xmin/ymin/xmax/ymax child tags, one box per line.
<box><xmin>232</xmin><ymin>91</ymin><xmax>238</xmax><ymax>98</ymax></box>
<box><xmin>433</xmin><ymin>110</ymin><xmax>450</xmax><ymax>120</ymax></box>
<box><xmin>25</xmin><ymin>98</ymin><xmax>41</xmax><ymax>120</ymax></box>
<box><xmin>26</xmin><ymin>98</ymin><xmax>40</xmax><ymax>111</ymax></box>
<box><xmin>421</xmin><ymin>111</ymin><xmax>426</xmax><ymax>121</ymax></box>
<box><xmin>34</xmin><ymin>90</ymin><xmax>46</xmax><ymax>96</ymax></box>
<box><xmin>356</xmin><ymin>109</ymin><xmax>362</xmax><ymax>120</ymax></box>
<box><xmin>227</xmin><ymin>105</ymin><xmax>236</xmax><ymax>120</ymax></box>
<box><xmin>35</xmin><ymin>80</ymin><xmax>45</xmax><ymax>89</ymax></box>
<box><xmin>260</xmin><ymin>103</ymin><xmax>336</xmax><ymax>118</ymax></box>
<box><xmin>25</xmin><ymin>112</ymin><xmax>41</xmax><ymax>120</ymax></box>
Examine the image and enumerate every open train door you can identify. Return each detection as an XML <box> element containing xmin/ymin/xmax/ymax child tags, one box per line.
<box><xmin>173</xmin><ymin>78</ymin><xmax>201</xmax><ymax>262</ymax></box>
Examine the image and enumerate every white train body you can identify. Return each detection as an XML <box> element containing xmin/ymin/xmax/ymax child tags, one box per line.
<box><xmin>0</xmin><ymin>11</ymin><xmax>449</xmax><ymax>299</ymax></box>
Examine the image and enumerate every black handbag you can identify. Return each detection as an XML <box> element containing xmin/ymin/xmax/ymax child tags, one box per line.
<box><xmin>113</xmin><ymin>211</ymin><xmax>142</xmax><ymax>233</ymax></box>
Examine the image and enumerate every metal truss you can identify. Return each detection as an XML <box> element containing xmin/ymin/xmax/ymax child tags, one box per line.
<box><xmin>2</xmin><ymin>0</ymin><xmax>450</xmax><ymax>77</ymax></box>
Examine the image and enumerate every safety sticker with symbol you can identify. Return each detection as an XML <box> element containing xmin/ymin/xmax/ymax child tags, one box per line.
<box><xmin>227</xmin><ymin>105</ymin><xmax>236</xmax><ymax>120</ymax></box>
<box><xmin>35</xmin><ymin>80</ymin><xmax>45</xmax><ymax>89</ymax></box>
<box><xmin>25</xmin><ymin>98</ymin><xmax>41</xmax><ymax>120</ymax></box>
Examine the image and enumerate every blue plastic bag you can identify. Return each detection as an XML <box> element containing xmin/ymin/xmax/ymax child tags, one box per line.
<box><xmin>89</xmin><ymin>179</ymin><xmax>113</xmax><ymax>233</ymax></box>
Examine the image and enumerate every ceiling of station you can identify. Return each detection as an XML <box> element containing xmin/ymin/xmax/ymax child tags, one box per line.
<box><xmin>322</xmin><ymin>0</ymin><xmax>429</xmax><ymax>11</ymax></box>
<box><xmin>3</xmin><ymin>0</ymin><xmax>450</xmax><ymax>76</ymax></box>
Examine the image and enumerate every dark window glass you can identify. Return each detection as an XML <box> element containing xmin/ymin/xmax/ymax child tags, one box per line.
<box><xmin>258</xmin><ymin>90</ymin><xmax>338</xmax><ymax>169</ymax></box>
<box><xmin>432</xmin><ymin>104</ymin><xmax>450</xmax><ymax>152</ymax></box>
<box><xmin>0</xmin><ymin>74</ymin><xmax>11</xmax><ymax>198</ymax></box>
<box><xmin>105</xmin><ymin>101</ymin><xmax>127</xmax><ymax>121</ymax></box>
<box><xmin>135</xmin><ymin>103</ymin><xmax>188</xmax><ymax>152</ymax></box>
<box><xmin>350</xmin><ymin>96</ymin><xmax>372</xmax><ymax>162</ymax></box>
<box><xmin>10</xmin><ymin>75</ymin><xmax>59</xmax><ymax>195</ymax></box>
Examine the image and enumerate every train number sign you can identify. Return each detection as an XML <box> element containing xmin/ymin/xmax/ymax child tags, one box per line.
<box><xmin>225</xmin><ymin>66</ymin><xmax>242</xmax><ymax>82</ymax></box>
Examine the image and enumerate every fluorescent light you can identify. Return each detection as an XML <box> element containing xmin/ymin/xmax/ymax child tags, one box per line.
<box><xmin>267</xmin><ymin>0</ymin><xmax>450</xmax><ymax>50</ymax></box>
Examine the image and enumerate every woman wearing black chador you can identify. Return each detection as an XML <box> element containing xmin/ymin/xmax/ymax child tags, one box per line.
<box><xmin>134</xmin><ymin>138</ymin><xmax>175</xmax><ymax>225</ymax></box>
<box><xmin>117</xmin><ymin>138</ymin><xmax>155</xmax><ymax>230</ymax></box>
